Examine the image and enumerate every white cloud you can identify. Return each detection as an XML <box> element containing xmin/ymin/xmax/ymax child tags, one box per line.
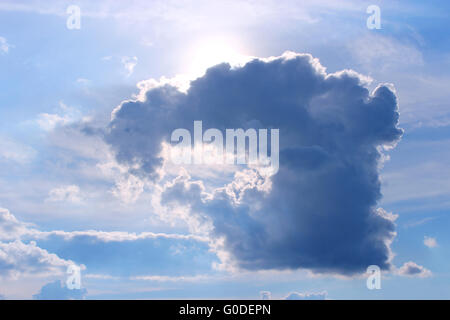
<box><xmin>33</xmin><ymin>280</ymin><xmax>87</xmax><ymax>300</ymax></box>
<box><xmin>0</xmin><ymin>36</ymin><xmax>11</xmax><ymax>54</ymax></box>
<box><xmin>397</xmin><ymin>261</ymin><xmax>432</xmax><ymax>278</ymax></box>
<box><xmin>130</xmin><ymin>274</ymin><xmax>212</xmax><ymax>282</ymax></box>
<box><xmin>37</xmin><ymin>229</ymin><xmax>207</xmax><ymax>243</ymax></box>
<box><xmin>111</xmin><ymin>174</ymin><xmax>145</xmax><ymax>204</ymax></box>
<box><xmin>36</xmin><ymin>101</ymin><xmax>81</xmax><ymax>131</ymax></box>
<box><xmin>121</xmin><ymin>56</ymin><xmax>138</xmax><ymax>77</ymax></box>
<box><xmin>350</xmin><ymin>34</ymin><xmax>423</xmax><ymax>71</ymax></box>
<box><xmin>284</xmin><ymin>291</ymin><xmax>327</xmax><ymax>300</ymax></box>
<box><xmin>76</xmin><ymin>78</ymin><xmax>91</xmax><ymax>85</ymax></box>
<box><xmin>0</xmin><ymin>209</ymin><xmax>70</xmax><ymax>281</ymax></box>
<box><xmin>0</xmin><ymin>240</ymin><xmax>72</xmax><ymax>279</ymax></box>
<box><xmin>0</xmin><ymin>136</ymin><xmax>36</xmax><ymax>164</ymax></box>
<box><xmin>0</xmin><ymin>207</ymin><xmax>208</xmax><ymax>283</ymax></box>
<box><xmin>46</xmin><ymin>185</ymin><xmax>83</xmax><ymax>203</ymax></box>
<box><xmin>0</xmin><ymin>207</ymin><xmax>208</xmax><ymax>243</ymax></box>
<box><xmin>424</xmin><ymin>236</ymin><xmax>438</xmax><ymax>248</ymax></box>
<box><xmin>0</xmin><ymin>208</ymin><xmax>33</xmax><ymax>241</ymax></box>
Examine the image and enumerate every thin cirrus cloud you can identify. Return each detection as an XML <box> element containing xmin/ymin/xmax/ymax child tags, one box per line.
<box><xmin>0</xmin><ymin>240</ymin><xmax>72</xmax><ymax>279</ymax></box>
<box><xmin>103</xmin><ymin>52</ymin><xmax>404</xmax><ymax>275</ymax></box>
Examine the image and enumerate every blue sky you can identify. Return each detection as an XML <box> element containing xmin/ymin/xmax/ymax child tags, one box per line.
<box><xmin>0</xmin><ymin>0</ymin><xmax>449</xmax><ymax>299</ymax></box>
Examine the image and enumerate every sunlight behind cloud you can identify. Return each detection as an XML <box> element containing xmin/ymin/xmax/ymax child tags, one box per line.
<box><xmin>185</xmin><ymin>36</ymin><xmax>253</xmax><ymax>77</ymax></box>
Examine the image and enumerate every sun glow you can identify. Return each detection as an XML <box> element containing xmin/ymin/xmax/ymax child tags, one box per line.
<box><xmin>186</xmin><ymin>36</ymin><xmax>252</xmax><ymax>77</ymax></box>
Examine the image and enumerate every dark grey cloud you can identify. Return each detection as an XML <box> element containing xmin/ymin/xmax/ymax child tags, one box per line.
<box><xmin>33</xmin><ymin>280</ymin><xmax>87</xmax><ymax>300</ymax></box>
<box><xmin>105</xmin><ymin>52</ymin><xmax>403</xmax><ymax>275</ymax></box>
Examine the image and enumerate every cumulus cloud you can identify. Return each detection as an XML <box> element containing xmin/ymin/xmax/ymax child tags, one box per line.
<box><xmin>104</xmin><ymin>52</ymin><xmax>403</xmax><ymax>276</ymax></box>
<box><xmin>0</xmin><ymin>240</ymin><xmax>71</xmax><ymax>279</ymax></box>
<box><xmin>0</xmin><ymin>208</ymin><xmax>33</xmax><ymax>241</ymax></box>
<box><xmin>397</xmin><ymin>261</ymin><xmax>432</xmax><ymax>278</ymax></box>
<box><xmin>284</xmin><ymin>291</ymin><xmax>327</xmax><ymax>300</ymax></box>
<box><xmin>33</xmin><ymin>280</ymin><xmax>87</xmax><ymax>300</ymax></box>
<box><xmin>424</xmin><ymin>236</ymin><xmax>438</xmax><ymax>248</ymax></box>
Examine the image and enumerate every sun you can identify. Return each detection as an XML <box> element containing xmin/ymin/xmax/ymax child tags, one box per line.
<box><xmin>186</xmin><ymin>36</ymin><xmax>252</xmax><ymax>77</ymax></box>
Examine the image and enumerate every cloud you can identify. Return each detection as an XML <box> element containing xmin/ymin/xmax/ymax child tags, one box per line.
<box><xmin>0</xmin><ymin>208</ymin><xmax>32</xmax><ymax>241</ymax></box>
<box><xmin>46</xmin><ymin>185</ymin><xmax>83</xmax><ymax>203</ymax></box>
<box><xmin>424</xmin><ymin>236</ymin><xmax>438</xmax><ymax>248</ymax></box>
<box><xmin>260</xmin><ymin>291</ymin><xmax>271</xmax><ymax>300</ymax></box>
<box><xmin>350</xmin><ymin>34</ymin><xmax>424</xmax><ymax>71</ymax></box>
<box><xmin>397</xmin><ymin>261</ymin><xmax>432</xmax><ymax>278</ymax></box>
<box><xmin>0</xmin><ymin>207</ymin><xmax>207</xmax><ymax>243</ymax></box>
<box><xmin>33</xmin><ymin>280</ymin><xmax>87</xmax><ymax>300</ymax></box>
<box><xmin>130</xmin><ymin>274</ymin><xmax>212</xmax><ymax>282</ymax></box>
<box><xmin>121</xmin><ymin>56</ymin><xmax>138</xmax><ymax>77</ymax></box>
<box><xmin>0</xmin><ymin>36</ymin><xmax>11</xmax><ymax>54</ymax></box>
<box><xmin>111</xmin><ymin>174</ymin><xmax>145</xmax><ymax>204</ymax></box>
<box><xmin>36</xmin><ymin>101</ymin><xmax>81</xmax><ymax>131</ymax></box>
<box><xmin>0</xmin><ymin>240</ymin><xmax>71</xmax><ymax>279</ymax></box>
<box><xmin>284</xmin><ymin>291</ymin><xmax>327</xmax><ymax>300</ymax></box>
<box><xmin>0</xmin><ymin>208</ymin><xmax>212</xmax><ymax>278</ymax></box>
<box><xmin>104</xmin><ymin>52</ymin><xmax>403</xmax><ymax>275</ymax></box>
<box><xmin>0</xmin><ymin>136</ymin><xmax>36</xmax><ymax>164</ymax></box>
<box><xmin>403</xmin><ymin>217</ymin><xmax>437</xmax><ymax>229</ymax></box>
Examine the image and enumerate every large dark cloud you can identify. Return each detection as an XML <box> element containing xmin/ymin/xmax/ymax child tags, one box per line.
<box><xmin>105</xmin><ymin>52</ymin><xmax>403</xmax><ymax>275</ymax></box>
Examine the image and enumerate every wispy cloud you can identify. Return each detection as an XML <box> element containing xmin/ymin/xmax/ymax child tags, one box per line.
<box><xmin>46</xmin><ymin>185</ymin><xmax>83</xmax><ymax>204</ymax></box>
<box><xmin>424</xmin><ymin>236</ymin><xmax>438</xmax><ymax>248</ymax></box>
<box><xmin>36</xmin><ymin>101</ymin><xmax>81</xmax><ymax>131</ymax></box>
<box><xmin>0</xmin><ymin>136</ymin><xmax>36</xmax><ymax>164</ymax></box>
<box><xmin>121</xmin><ymin>56</ymin><xmax>138</xmax><ymax>77</ymax></box>
<box><xmin>0</xmin><ymin>36</ymin><xmax>12</xmax><ymax>54</ymax></box>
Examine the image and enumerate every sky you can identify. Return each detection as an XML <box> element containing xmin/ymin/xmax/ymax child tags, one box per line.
<box><xmin>0</xmin><ymin>0</ymin><xmax>449</xmax><ymax>299</ymax></box>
